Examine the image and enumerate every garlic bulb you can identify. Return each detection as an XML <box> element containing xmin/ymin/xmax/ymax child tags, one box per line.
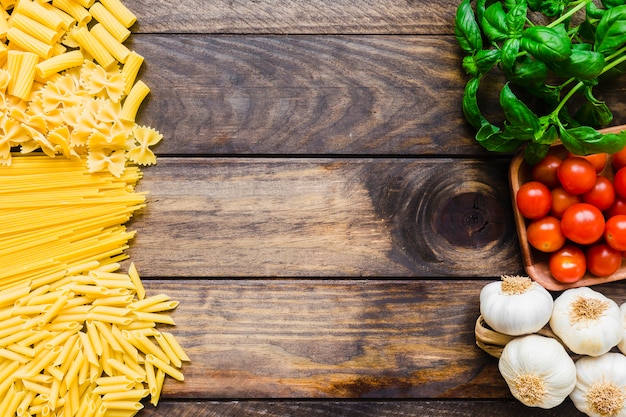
<box><xmin>617</xmin><ymin>303</ymin><xmax>626</xmax><ymax>355</ymax></box>
<box><xmin>550</xmin><ymin>287</ymin><xmax>622</xmax><ymax>356</ymax></box>
<box><xmin>570</xmin><ymin>353</ymin><xmax>626</xmax><ymax>417</ymax></box>
<box><xmin>480</xmin><ymin>275</ymin><xmax>553</xmax><ymax>336</ymax></box>
<box><xmin>498</xmin><ymin>334</ymin><xmax>576</xmax><ymax>408</ymax></box>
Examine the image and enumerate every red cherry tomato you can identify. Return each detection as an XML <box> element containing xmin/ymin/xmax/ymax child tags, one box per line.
<box><xmin>607</xmin><ymin>196</ymin><xmax>626</xmax><ymax>218</ymax></box>
<box><xmin>550</xmin><ymin>187</ymin><xmax>581</xmax><ymax>218</ymax></box>
<box><xmin>549</xmin><ymin>245</ymin><xmax>586</xmax><ymax>283</ymax></box>
<box><xmin>526</xmin><ymin>216</ymin><xmax>566</xmax><ymax>253</ymax></box>
<box><xmin>612</xmin><ymin>146</ymin><xmax>626</xmax><ymax>170</ymax></box>
<box><xmin>586</xmin><ymin>244</ymin><xmax>622</xmax><ymax>277</ymax></box>
<box><xmin>516</xmin><ymin>181</ymin><xmax>552</xmax><ymax>219</ymax></box>
<box><xmin>604</xmin><ymin>214</ymin><xmax>626</xmax><ymax>251</ymax></box>
<box><xmin>569</xmin><ymin>152</ymin><xmax>608</xmax><ymax>173</ymax></box>
<box><xmin>582</xmin><ymin>175</ymin><xmax>615</xmax><ymax>211</ymax></box>
<box><xmin>531</xmin><ymin>155</ymin><xmax>562</xmax><ymax>188</ymax></box>
<box><xmin>557</xmin><ymin>157</ymin><xmax>597</xmax><ymax>195</ymax></box>
<box><xmin>560</xmin><ymin>203</ymin><xmax>605</xmax><ymax>245</ymax></box>
<box><xmin>613</xmin><ymin>167</ymin><xmax>626</xmax><ymax>199</ymax></box>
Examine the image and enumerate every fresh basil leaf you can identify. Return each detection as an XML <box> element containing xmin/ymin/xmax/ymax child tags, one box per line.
<box><xmin>462</xmin><ymin>55</ymin><xmax>479</xmax><ymax>76</ymax></box>
<box><xmin>549</xmin><ymin>50</ymin><xmax>605</xmax><ymax>80</ymax></box>
<box><xmin>475</xmin><ymin>48</ymin><xmax>501</xmax><ymax>73</ymax></box>
<box><xmin>595</xmin><ymin>4</ymin><xmax>626</xmax><ymax>55</ymax></box>
<box><xmin>462</xmin><ymin>77</ymin><xmax>486</xmax><ymax>130</ymax></box>
<box><xmin>587</xmin><ymin>2</ymin><xmax>605</xmax><ymax>19</ymax></box>
<box><xmin>536</xmin><ymin>125</ymin><xmax>558</xmax><ymax>145</ymax></box>
<box><xmin>506</xmin><ymin>55</ymin><xmax>549</xmax><ymax>87</ymax></box>
<box><xmin>538</xmin><ymin>0</ymin><xmax>565</xmax><ymax>17</ymax></box>
<box><xmin>500</xmin><ymin>83</ymin><xmax>540</xmax><ymax>133</ymax></box>
<box><xmin>455</xmin><ymin>0</ymin><xmax>483</xmax><ymax>53</ymax></box>
<box><xmin>524</xmin><ymin>142</ymin><xmax>551</xmax><ymax>165</ymax></box>
<box><xmin>574</xmin><ymin>86</ymin><xmax>613</xmax><ymax>126</ymax></box>
<box><xmin>602</xmin><ymin>0</ymin><xmax>626</xmax><ymax>9</ymax></box>
<box><xmin>475</xmin><ymin>123</ymin><xmax>525</xmax><ymax>152</ymax></box>
<box><xmin>501</xmin><ymin>38</ymin><xmax>521</xmax><ymax>72</ymax></box>
<box><xmin>560</xmin><ymin>126</ymin><xmax>626</xmax><ymax>154</ymax></box>
<box><xmin>521</xmin><ymin>25</ymin><xmax>572</xmax><ymax>62</ymax></box>
<box><xmin>481</xmin><ymin>2</ymin><xmax>509</xmax><ymax>42</ymax></box>
<box><xmin>506</xmin><ymin>1</ymin><xmax>527</xmax><ymax>35</ymax></box>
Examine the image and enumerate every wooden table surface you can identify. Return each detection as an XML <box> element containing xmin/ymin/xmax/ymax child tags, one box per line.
<box><xmin>122</xmin><ymin>1</ymin><xmax>626</xmax><ymax>416</ymax></box>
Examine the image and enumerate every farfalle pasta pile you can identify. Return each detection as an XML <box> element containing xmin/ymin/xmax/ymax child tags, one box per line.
<box><xmin>0</xmin><ymin>1</ymin><xmax>187</xmax><ymax>416</ymax></box>
<box><xmin>0</xmin><ymin>0</ymin><xmax>162</xmax><ymax>176</ymax></box>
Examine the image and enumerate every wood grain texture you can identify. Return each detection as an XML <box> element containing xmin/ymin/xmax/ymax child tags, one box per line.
<box><xmin>139</xmin><ymin>400</ymin><xmax>584</xmax><ymax>417</ymax></box>
<box><xmin>138</xmin><ymin>279</ymin><xmax>626</xmax><ymax>402</ymax></box>
<box><xmin>127</xmin><ymin>158</ymin><xmax>520</xmax><ymax>278</ymax></box>
<box><xmin>129</xmin><ymin>0</ymin><xmax>458</xmax><ymax>35</ymax></box>
<box><xmin>131</xmin><ymin>35</ymin><xmax>483</xmax><ymax>156</ymax></box>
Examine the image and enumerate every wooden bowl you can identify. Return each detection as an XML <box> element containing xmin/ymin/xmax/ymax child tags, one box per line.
<box><xmin>510</xmin><ymin>125</ymin><xmax>626</xmax><ymax>291</ymax></box>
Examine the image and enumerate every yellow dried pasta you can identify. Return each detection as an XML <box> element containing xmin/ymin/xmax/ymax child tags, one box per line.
<box><xmin>0</xmin><ymin>0</ymin><xmax>162</xmax><ymax>174</ymax></box>
<box><xmin>0</xmin><ymin>1</ymin><xmax>189</xmax><ymax>416</ymax></box>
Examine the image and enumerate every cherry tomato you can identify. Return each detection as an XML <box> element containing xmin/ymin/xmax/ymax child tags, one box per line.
<box><xmin>612</xmin><ymin>146</ymin><xmax>626</xmax><ymax>170</ymax></box>
<box><xmin>549</xmin><ymin>245</ymin><xmax>586</xmax><ymax>283</ymax></box>
<box><xmin>531</xmin><ymin>155</ymin><xmax>562</xmax><ymax>188</ymax></box>
<box><xmin>569</xmin><ymin>152</ymin><xmax>608</xmax><ymax>173</ymax></box>
<box><xmin>613</xmin><ymin>167</ymin><xmax>626</xmax><ymax>199</ymax></box>
<box><xmin>604</xmin><ymin>214</ymin><xmax>626</xmax><ymax>251</ymax></box>
<box><xmin>526</xmin><ymin>216</ymin><xmax>565</xmax><ymax>252</ymax></box>
<box><xmin>550</xmin><ymin>187</ymin><xmax>581</xmax><ymax>218</ymax></box>
<box><xmin>586</xmin><ymin>244</ymin><xmax>622</xmax><ymax>277</ymax></box>
<box><xmin>606</xmin><ymin>196</ymin><xmax>626</xmax><ymax>218</ymax></box>
<box><xmin>557</xmin><ymin>157</ymin><xmax>597</xmax><ymax>195</ymax></box>
<box><xmin>516</xmin><ymin>181</ymin><xmax>552</xmax><ymax>219</ymax></box>
<box><xmin>582</xmin><ymin>175</ymin><xmax>615</xmax><ymax>211</ymax></box>
<box><xmin>560</xmin><ymin>203</ymin><xmax>605</xmax><ymax>245</ymax></box>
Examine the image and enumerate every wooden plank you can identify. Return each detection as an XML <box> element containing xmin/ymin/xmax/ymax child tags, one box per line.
<box><xmin>130</xmin><ymin>34</ymin><xmax>626</xmax><ymax>156</ymax></box>
<box><xmin>129</xmin><ymin>0</ymin><xmax>458</xmax><ymax>35</ymax></box>
<box><xmin>139</xmin><ymin>399</ymin><xmax>585</xmax><ymax>417</ymax></box>
<box><xmin>127</xmin><ymin>157</ymin><xmax>521</xmax><ymax>278</ymax></box>
<box><xmin>141</xmin><ymin>279</ymin><xmax>626</xmax><ymax>400</ymax></box>
<box><xmin>131</xmin><ymin>35</ymin><xmax>486</xmax><ymax>156</ymax></box>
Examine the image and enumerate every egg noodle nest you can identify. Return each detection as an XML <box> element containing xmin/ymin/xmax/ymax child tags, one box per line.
<box><xmin>0</xmin><ymin>0</ymin><xmax>188</xmax><ymax>415</ymax></box>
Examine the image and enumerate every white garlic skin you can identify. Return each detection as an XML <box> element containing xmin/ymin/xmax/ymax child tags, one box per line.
<box><xmin>570</xmin><ymin>353</ymin><xmax>626</xmax><ymax>417</ymax></box>
<box><xmin>479</xmin><ymin>278</ymin><xmax>553</xmax><ymax>336</ymax></box>
<box><xmin>499</xmin><ymin>334</ymin><xmax>576</xmax><ymax>409</ymax></box>
<box><xmin>550</xmin><ymin>287</ymin><xmax>623</xmax><ymax>357</ymax></box>
<box><xmin>619</xmin><ymin>303</ymin><xmax>626</xmax><ymax>355</ymax></box>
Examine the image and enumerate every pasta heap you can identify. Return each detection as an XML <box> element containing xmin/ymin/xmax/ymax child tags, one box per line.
<box><xmin>0</xmin><ymin>0</ymin><xmax>161</xmax><ymax>174</ymax></box>
<box><xmin>0</xmin><ymin>0</ymin><xmax>189</xmax><ymax>416</ymax></box>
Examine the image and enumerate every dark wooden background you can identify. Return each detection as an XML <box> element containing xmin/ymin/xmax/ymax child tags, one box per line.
<box><xmin>120</xmin><ymin>1</ymin><xmax>626</xmax><ymax>415</ymax></box>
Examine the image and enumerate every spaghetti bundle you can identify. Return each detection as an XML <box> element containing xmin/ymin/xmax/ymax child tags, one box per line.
<box><xmin>0</xmin><ymin>155</ymin><xmax>189</xmax><ymax>416</ymax></box>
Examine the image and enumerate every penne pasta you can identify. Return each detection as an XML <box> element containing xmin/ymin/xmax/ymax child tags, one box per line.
<box><xmin>52</xmin><ymin>0</ymin><xmax>91</xmax><ymax>25</ymax></box>
<box><xmin>10</xmin><ymin>13</ymin><xmax>62</xmax><ymax>45</ymax></box>
<box><xmin>7</xmin><ymin>27</ymin><xmax>53</xmax><ymax>60</ymax></box>
<box><xmin>99</xmin><ymin>0</ymin><xmax>136</xmax><ymax>28</ymax></box>
<box><xmin>14</xmin><ymin>0</ymin><xmax>66</xmax><ymax>31</ymax></box>
<box><xmin>36</xmin><ymin>49</ymin><xmax>84</xmax><ymax>79</ymax></box>
<box><xmin>70</xmin><ymin>26</ymin><xmax>115</xmax><ymax>69</ymax></box>
<box><xmin>89</xmin><ymin>2</ymin><xmax>129</xmax><ymax>42</ymax></box>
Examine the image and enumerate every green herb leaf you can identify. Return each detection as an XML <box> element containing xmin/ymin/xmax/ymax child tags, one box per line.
<box><xmin>595</xmin><ymin>5</ymin><xmax>626</xmax><ymax>55</ymax></box>
<box><xmin>455</xmin><ymin>0</ymin><xmax>483</xmax><ymax>53</ymax></box>
<box><xmin>506</xmin><ymin>1</ymin><xmax>527</xmax><ymax>35</ymax></box>
<box><xmin>500</xmin><ymin>83</ymin><xmax>540</xmax><ymax>133</ymax></box>
<box><xmin>475</xmin><ymin>48</ymin><xmax>502</xmax><ymax>73</ymax></box>
<box><xmin>524</xmin><ymin>142</ymin><xmax>551</xmax><ymax>165</ymax></box>
<box><xmin>506</xmin><ymin>55</ymin><xmax>549</xmax><ymax>87</ymax></box>
<box><xmin>560</xmin><ymin>126</ymin><xmax>626</xmax><ymax>154</ymax></box>
<box><xmin>501</xmin><ymin>38</ymin><xmax>521</xmax><ymax>71</ymax></box>
<box><xmin>462</xmin><ymin>77</ymin><xmax>486</xmax><ymax>129</ymax></box>
<box><xmin>475</xmin><ymin>123</ymin><xmax>525</xmax><ymax>152</ymax></box>
<box><xmin>482</xmin><ymin>2</ymin><xmax>509</xmax><ymax>42</ymax></box>
<box><xmin>549</xmin><ymin>49</ymin><xmax>605</xmax><ymax>80</ymax></box>
<box><xmin>521</xmin><ymin>25</ymin><xmax>572</xmax><ymax>62</ymax></box>
<box><xmin>602</xmin><ymin>0</ymin><xmax>626</xmax><ymax>9</ymax></box>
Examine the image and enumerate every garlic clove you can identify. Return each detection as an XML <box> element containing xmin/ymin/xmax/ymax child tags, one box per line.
<box><xmin>570</xmin><ymin>353</ymin><xmax>626</xmax><ymax>417</ymax></box>
<box><xmin>480</xmin><ymin>275</ymin><xmax>553</xmax><ymax>336</ymax></box>
<box><xmin>498</xmin><ymin>334</ymin><xmax>576</xmax><ymax>409</ymax></box>
<box><xmin>550</xmin><ymin>287</ymin><xmax>623</xmax><ymax>357</ymax></box>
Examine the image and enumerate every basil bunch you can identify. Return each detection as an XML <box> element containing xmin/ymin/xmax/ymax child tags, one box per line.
<box><xmin>456</xmin><ymin>0</ymin><xmax>626</xmax><ymax>164</ymax></box>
